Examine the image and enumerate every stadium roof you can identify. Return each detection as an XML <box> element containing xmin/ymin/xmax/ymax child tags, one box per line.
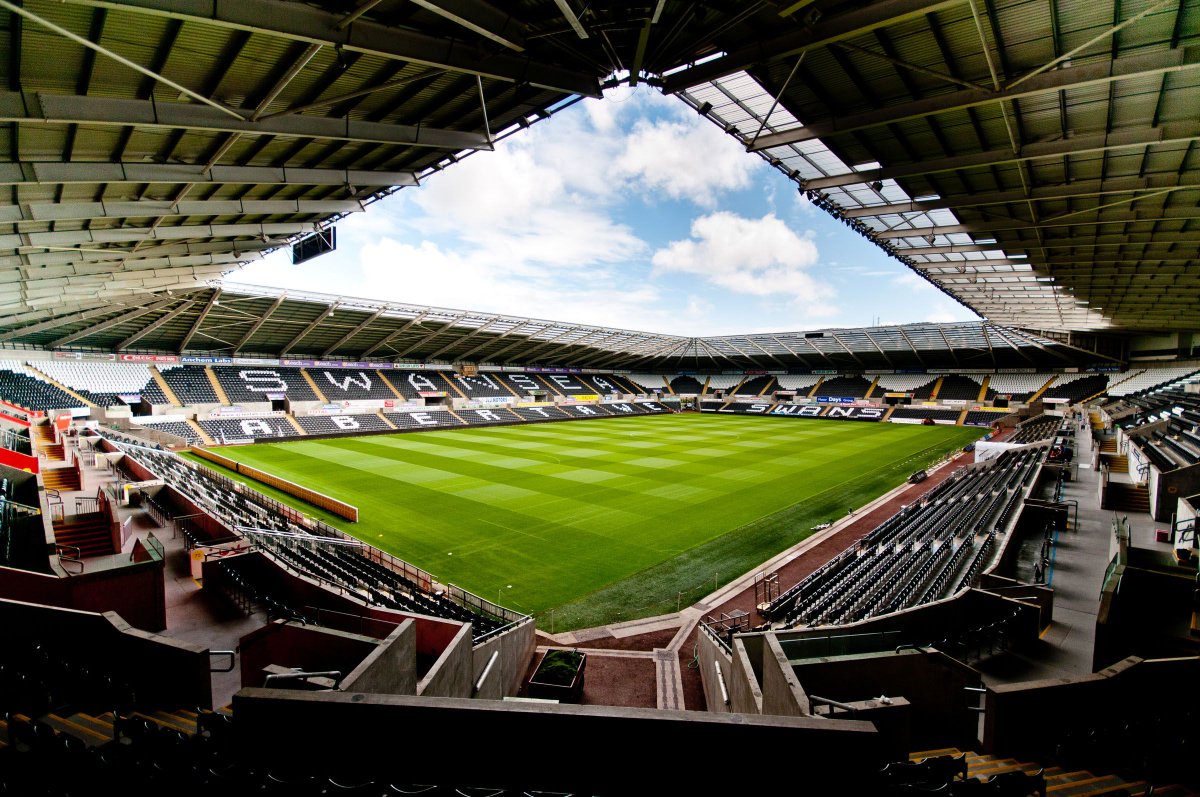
<box><xmin>1</xmin><ymin>0</ymin><xmax>1197</xmax><ymax>354</ymax></box>
<box><xmin>0</xmin><ymin>282</ymin><xmax>1112</xmax><ymax>371</ymax></box>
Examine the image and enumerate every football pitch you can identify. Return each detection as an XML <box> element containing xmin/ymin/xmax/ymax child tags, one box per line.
<box><xmin>183</xmin><ymin>413</ymin><xmax>984</xmax><ymax>630</ymax></box>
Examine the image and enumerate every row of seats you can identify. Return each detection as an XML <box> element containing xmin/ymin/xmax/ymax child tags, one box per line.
<box><xmin>132</xmin><ymin>420</ymin><xmax>201</xmax><ymax>443</ymax></box>
<box><xmin>27</xmin><ymin>361</ymin><xmax>170</xmax><ymax>407</ymax></box>
<box><xmin>96</xmin><ymin>432</ymin><xmax>511</xmax><ymax>637</ymax></box>
<box><xmin>7</xmin><ymin>359</ymin><xmax>1196</xmax><ymax>411</ymax></box>
<box><xmin>1009</xmin><ymin>416</ymin><xmax>1062</xmax><ymax>444</ymax></box>
<box><xmin>764</xmin><ymin>448</ymin><xmax>1044</xmax><ymax>629</ymax></box>
<box><xmin>0</xmin><ymin>361</ymin><xmax>82</xmax><ymax>410</ymax></box>
<box><xmin>890</xmin><ymin>407</ymin><xmax>961</xmax><ymax>421</ymax></box>
<box><xmin>293</xmin><ymin>414</ymin><xmax>394</xmax><ymax>435</ymax></box>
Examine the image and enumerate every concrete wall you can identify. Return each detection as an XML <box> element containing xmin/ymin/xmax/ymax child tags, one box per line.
<box><xmin>729</xmin><ymin>637</ymin><xmax>764</xmax><ymax>714</ymax></box>
<box><xmin>1158</xmin><ymin>463</ymin><xmax>1200</xmax><ymax>524</ymax></box>
<box><xmin>789</xmin><ymin>649</ymin><xmax>981</xmax><ymax>751</ymax></box>
<box><xmin>238</xmin><ymin>621</ymin><xmax>380</xmax><ymax>689</ymax></box>
<box><xmin>762</xmin><ymin>633</ymin><xmax>809</xmax><ymax>716</ymax></box>
<box><xmin>983</xmin><ymin>656</ymin><xmax>1200</xmax><ymax>759</ymax></box>
<box><xmin>416</xmin><ymin>621</ymin><xmax>474</xmax><ymax>698</ymax></box>
<box><xmin>472</xmin><ymin>617</ymin><xmax>536</xmax><ymax>698</ymax></box>
<box><xmin>697</xmin><ymin>626</ymin><xmax>734</xmax><ymax>713</ymax></box>
<box><xmin>233</xmin><ymin>687</ymin><xmax>884</xmax><ymax>794</ymax></box>
<box><xmin>340</xmin><ymin>619</ymin><xmax>417</xmax><ymax>695</ymax></box>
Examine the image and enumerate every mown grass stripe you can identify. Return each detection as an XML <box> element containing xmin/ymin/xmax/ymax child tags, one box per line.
<box><xmin>184</xmin><ymin>414</ymin><xmax>982</xmax><ymax>626</ymax></box>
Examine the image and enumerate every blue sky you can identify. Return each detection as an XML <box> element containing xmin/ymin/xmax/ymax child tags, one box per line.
<box><xmin>231</xmin><ymin>84</ymin><xmax>979</xmax><ymax>337</ymax></box>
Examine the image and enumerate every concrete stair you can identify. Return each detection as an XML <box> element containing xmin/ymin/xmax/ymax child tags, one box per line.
<box><xmin>908</xmin><ymin>747</ymin><xmax>1193</xmax><ymax>796</ymax></box>
<box><xmin>1105</xmin><ymin>482</ymin><xmax>1151</xmax><ymax>514</ymax></box>
<box><xmin>52</xmin><ymin>512</ymin><xmax>114</xmax><ymax>557</ymax></box>
<box><xmin>40</xmin><ymin>466</ymin><xmax>80</xmax><ymax>490</ymax></box>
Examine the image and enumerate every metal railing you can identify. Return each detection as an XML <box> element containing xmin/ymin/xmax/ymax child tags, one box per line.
<box><xmin>809</xmin><ymin>695</ymin><xmax>860</xmax><ymax>718</ymax></box>
<box><xmin>56</xmin><ymin>544</ymin><xmax>83</xmax><ymax>573</ymax></box>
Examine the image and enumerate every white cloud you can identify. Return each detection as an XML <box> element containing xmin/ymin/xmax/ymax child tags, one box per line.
<box><xmin>615</xmin><ymin>118</ymin><xmax>759</xmax><ymax>207</ymax></box>
<box><xmin>652</xmin><ymin>212</ymin><xmax>835</xmax><ymax>316</ymax></box>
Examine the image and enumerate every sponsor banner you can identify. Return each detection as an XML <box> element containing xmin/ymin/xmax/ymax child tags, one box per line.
<box><xmin>119</xmin><ymin>354</ymin><xmax>178</xmax><ymax>363</ymax></box>
<box><xmin>313</xmin><ymin>359</ymin><xmax>342</xmax><ymax>367</ymax></box>
<box><xmin>118</xmin><ymin>394</ymin><xmax>142</xmax><ymax>403</ymax></box>
<box><xmin>517</xmin><ymin>402</ymin><xmax>555</xmax><ymax>408</ymax></box>
<box><xmin>742</xmin><ymin>370</ymin><xmax>768</xmax><ymax>376</ymax></box>
<box><xmin>816</xmin><ymin>396</ymin><xmax>854</xmax><ymax>404</ymax></box>
<box><xmin>182</xmin><ymin>355</ymin><xmax>233</xmax><ymax>365</ymax></box>
<box><xmin>234</xmin><ymin>357</ymin><xmax>280</xmax><ymax>365</ymax></box>
<box><xmin>471</xmin><ymin>396</ymin><xmax>514</xmax><ymax>406</ymax></box>
<box><xmin>210</xmin><ymin>406</ymin><xmax>244</xmax><ymax>417</ymax></box>
<box><xmin>366</xmin><ymin>362</ymin><xmax>393</xmax><ymax>369</ymax></box>
<box><xmin>941</xmin><ymin>399</ymin><xmax>968</xmax><ymax>406</ymax></box>
<box><xmin>133</xmin><ymin>414</ymin><xmax>186</xmax><ymax>424</ymax></box>
<box><xmin>884</xmin><ymin>392</ymin><xmax>911</xmax><ymax>398</ymax></box>
<box><xmin>774</xmin><ymin>390</ymin><xmax>797</xmax><ymax>397</ymax></box>
<box><xmin>929</xmin><ymin>368</ymin><xmax>992</xmax><ymax>374</ymax></box>
<box><xmin>813</xmin><ymin>369</ymin><xmax>839</xmax><ymax>375</ymax></box>
<box><xmin>865</xmin><ymin>370</ymin><xmax>896</xmax><ymax>375</ymax></box>
<box><xmin>417</xmin><ymin>391</ymin><xmax>447</xmax><ymax>398</ymax></box>
<box><xmin>1087</xmin><ymin>366</ymin><xmax>1122</xmax><ymax>372</ymax></box>
<box><xmin>896</xmin><ymin>369</ymin><xmax>926</xmax><ymax>374</ymax></box>
<box><xmin>999</xmin><ymin>368</ymin><xmax>1037</xmax><ymax>374</ymax></box>
<box><xmin>1042</xmin><ymin>397</ymin><xmax>1069</xmax><ymax>404</ymax></box>
<box><xmin>52</xmin><ymin>351</ymin><xmax>116</xmax><ymax>361</ymax></box>
<box><xmin>382</xmin><ymin>400</ymin><xmax>422</xmax><ymax>411</ymax></box>
<box><xmin>573</xmin><ymin>394</ymin><xmax>599</xmax><ymax>401</ymax></box>
<box><xmin>524</xmin><ymin>366</ymin><xmax>581</xmax><ymax>373</ymax></box>
<box><xmin>265</xmin><ymin>393</ymin><xmax>285</xmax><ymax>401</ymax></box>
<box><xmin>282</xmin><ymin>359</ymin><xmax>316</xmax><ymax>367</ymax></box>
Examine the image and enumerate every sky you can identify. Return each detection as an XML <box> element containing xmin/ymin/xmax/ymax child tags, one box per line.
<box><xmin>230</xmin><ymin>83</ymin><xmax>979</xmax><ymax>338</ymax></box>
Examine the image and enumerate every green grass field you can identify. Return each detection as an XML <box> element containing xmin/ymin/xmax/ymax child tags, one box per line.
<box><xmin>183</xmin><ymin>414</ymin><xmax>984</xmax><ymax>630</ymax></box>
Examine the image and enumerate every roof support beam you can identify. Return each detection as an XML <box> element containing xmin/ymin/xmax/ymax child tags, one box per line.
<box><xmin>2</xmin><ymin>91</ymin><xmax>490</xmax><ymax>150</ymax></box>
<box><xmin>839</xmin><ymin>175</ymin><xmax>1200</xmax><ymax>217</ymax></box>
<box><xmin>8</xmin><ymin>241</ymin><xmax>273</xmax><ymax>269</ymax></box>
<box><xmin>360</xmin><ymin>312</ymin><xmax>431</xmax><ymax>358</ymax></box>
<box><xmin>0</xmin><ymin>0</ymin><xmax>244</xmax><ymax>121</ymax></box>
<box><xmin>391</xmin><ymin>314</ymin><xmax>468</xmax><ymax>359</ymax></box>
<box><xmin>61</xmin><ymin>0</ymin><xmax>599</xmax><ymax>96</ymax></box>
<box><xmin>408</xmin><ymin>0</ymin><xmax>527</xmax><ymax>51</ymax></box>
<box><xmin>1</xmin><ymin>199</ymin><xmax>363</xmax><ymax>226</ymax></box>
<box><xmin>551</xmin><ymin>0</ymin><xmax>589</xmax><ymax>39</ymax></box>
<box><xmin>750</xmin><ymin>46</ymin><xmax>1200</xmax><ymax>151</ymax></box>
<box><xmin>321</xmin><ymin>307</ymin><xmax>386</xmax><ymax>357</ymax></box>
<box><xmin>10</xmin><ymin>222</ymin><xmax>317</xmax><ymax>251</ymax></box>
<box><xmin>116</xmin><ymin>299</ymin><xmax>195</xmax><ymax>349</ymax></box>
<box><xmin>179</xmin><ymin>288</ymin><xmax>222</xmax><ymax>352</ymax></box>
<box><xmin>662</xmin><ymin>0</ymin><xmax>963</xmax><ymax>93</ymax></box>
<box><xmin>424</xmin><ymin>317</ymin><xmax>502</xmax><ymax>360</ymax></box>
<box><xmin>0</xmin><ymin>162</ymin><xmax>418</xmax><ymax>188</ymax></box>
<box><xmin>280</xmin><ymin>304</ymin><xmax>338</xmax><ymax>355</ymax></box>
<box><xmin>875</xmin><ymin>207</ymin><xmax>1200</xmax><ymax>239</ymax></box>
<box><xmin>803</xmin><ymin>123</ymin><xmax>1200</xmax><ymax>190</ymax></box>
<box><xmin>0</xmin><ymin>297</ymin><xmax>164</xmax><ymax>342</ymax></box>
<box><xmin>49</xmin><ymin>297</ymin><xmax>179</xmax><ymax>347</ymax></box>
<box><xmin>234</xmin><ymin>293</ymin><xmax>287</xmax><ymax>352</ymax></box>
